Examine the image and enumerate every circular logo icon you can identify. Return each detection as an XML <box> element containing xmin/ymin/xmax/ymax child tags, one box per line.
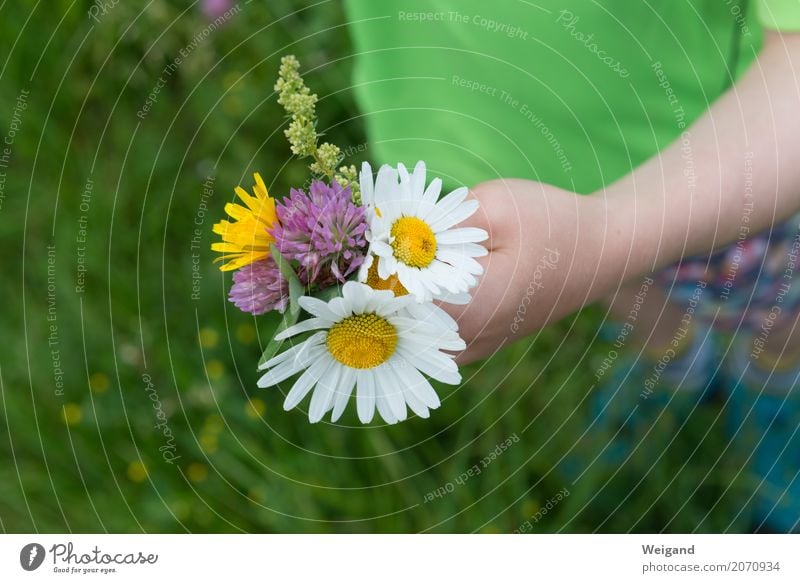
<box><xmin>19</xmin><ymin>543</ymin><xmax>46</xmax><ymax>571</ymax></box>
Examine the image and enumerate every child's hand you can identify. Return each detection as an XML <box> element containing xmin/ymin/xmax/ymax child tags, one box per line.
<box><xmin>444</xmin><ymin>179</ymin><xmax>608</xmax><ymax>364</ymax></box>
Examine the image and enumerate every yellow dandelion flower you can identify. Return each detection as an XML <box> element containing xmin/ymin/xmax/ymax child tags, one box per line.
<box><xmin>211</xmin><ymin>172</ymin><xmax>278</xmax><ymax>271</ymax></box>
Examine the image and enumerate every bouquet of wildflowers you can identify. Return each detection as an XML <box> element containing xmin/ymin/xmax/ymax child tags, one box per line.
<box><xmin>211</xmin><ymin>56</ymin><xmax>488</xmax><ymax>424</ymax></box>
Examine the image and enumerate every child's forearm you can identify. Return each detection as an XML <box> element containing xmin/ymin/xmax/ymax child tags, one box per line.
<box><xmin>598</xmin><ymin>30</ymin><xmax>800</xmax><ymax>283</ymax></box>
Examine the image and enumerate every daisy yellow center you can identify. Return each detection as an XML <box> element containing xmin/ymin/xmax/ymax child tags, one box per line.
<box><xmin>366</xmin><ymin>259</ymin><xmax>408</xmax><ymax>297</ymax></box>
<box><xmin>326</xmin><ymin>313</ymin><xmax>398</xmax><ymax>369</ymax></box>
<box><xmin>390</xmin><ymin>216</ymin><xmax>437</xmax><ymax>268</ymax></box>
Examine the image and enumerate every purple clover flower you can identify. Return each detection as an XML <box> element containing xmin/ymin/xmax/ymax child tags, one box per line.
<box><xmin>271</xmin><ymin>181</ymin><xmax>368</xmax><ymax>288</ymax></box>
<box><xmin>228</xmin><ymin>258</ymin><xmax>288</xmax><ymax>315</ymax></box>
<box><xmin>201</xmin><ymin>0</ymin><xmax>234</xmax><ymax>21</ymax></box>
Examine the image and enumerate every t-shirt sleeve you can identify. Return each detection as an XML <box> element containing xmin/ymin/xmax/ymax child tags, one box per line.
<box><xmin>757</xmin><ymin>0</ymin><xmax>800</xmax><ymax>30</ymax></box>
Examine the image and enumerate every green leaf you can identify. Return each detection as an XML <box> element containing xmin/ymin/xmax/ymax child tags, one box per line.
<box><xmin>270</xmin><ymin>244</ymin><xmax>304</xmax><ymax>318</ymax></box>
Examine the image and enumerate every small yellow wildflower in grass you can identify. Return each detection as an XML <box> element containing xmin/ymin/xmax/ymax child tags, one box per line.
<box><xmin>199</xmin><ymin>327</ymin><xmax>219</xmax><ymax>349</ymax></box>
<box><xmin>247</xmin><ymin>488</ymin><xmax>266</xmax><ymax>503</ymax></box>
<box><xmin>127</xmin><ymin>460</ymin><xmax>148</xmax><ymax>483</ymax></box>
<box><xmin>200</xmin><ymin>432</ymin><xmax>218</xmax><ymax>454</ymax></box>
<box><xmin>187</xmin><ymin>462</ymin><xmax>209</xmax><ymax>483</ymax></box>
<box><xmin>89</xmin><ymin>372</ymin><xmax>109</xmax><ymax>393</ymax></box>
<box><xmin>245</xmin><ymin>397</ymin><xmax>266</xmax><ymax>419</ymax></box>
<box><xmin>205</xmin><ymin>359</ymin><xmax>224</xmax><ymax>381</ymax></box>
<box><xmin>211</xmin><ymin>172</ymin><xmax>278</xmax><ymax>271</ymax></box>
<box><xmin>235</xmin><ymin>322</ymin><xmax>256</xmax><ymax>345</ymax></box>
<box><xmin>522</xmin><ymin>499</ymin><xmax>540</xmax><ymax>518</ymax></box>
<box><xmin>203</xmin><ymin>414</ymin><xmax>224</xmax><ymax>433</ymax></box>
<box><xmin>62</xmin><ymin>403</ymin><xmax>82</xmax><ymax>426</ymax></box>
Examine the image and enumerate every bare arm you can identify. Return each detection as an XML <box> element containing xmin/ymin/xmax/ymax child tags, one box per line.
<box><xmin>451</xmin><ymin>30</ymin><xmax>800</xmax><ymax>363</ymax></box>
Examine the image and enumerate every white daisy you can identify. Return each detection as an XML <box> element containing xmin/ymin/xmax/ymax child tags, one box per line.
<box><xmin>358</xmin><ymin>161</ymin><xmax>488</xmax><ymax>303</ymax></box>
<box><xmin>257</xmin><ymin>281</ymin><xmax>465</xmax><ymax>424</ymax></box>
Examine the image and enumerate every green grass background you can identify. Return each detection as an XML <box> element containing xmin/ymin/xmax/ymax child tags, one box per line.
<box><xmin>0</xmin><ymin>0</ymin><xmax>753</xmax><ymax>533</ymax></box>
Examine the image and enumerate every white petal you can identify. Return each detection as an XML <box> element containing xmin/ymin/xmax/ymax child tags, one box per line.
<box><xmin>435</xmin><ymin>249</ymin><xmax>485</xmax><ymax>275</ymax></box>
<box><xmin>283</xmin><ymin>354</ymin><xmax>334</xmax><ymax>410</ymax></box>
<box><xmin>394</xmin><ymin>360</ymin><xmax>441</xmax><ymax>410</ymax></box>
<box><xmin>417</xmin><ymin>177</ymin><xmax>442</xmax><ymax>217</ymax></box>
<box><xmin>356</xmin><ymin>370</ymin><xmax>376</xmax><ymax>423</ymax></box>
<box><xmin>342</xmin><ymin>280</ymin><xmax>369</xmax><ymax>305</ymax></box>
<box><xmin>435</xmin><ymin>291</ymin><xmax>471</xmax><ymax>305</ymax></box>
<box><xmin>405</xmin><ymin>330</ymin><xmax>466</xmax><ymax>353</ymax></box>
<box><xmin>410</xmin><ymin>161</ymin><xmax>427</xmax><ymax>199</ymax></box>
<box><xmin>256</xmin><ymin>343</ymin><xmax>323</xmax><ymax>387</ymax></box>
<box><xmin>404</xmin><ymin>390</ymin><xmax>430</xmax><ymax>418</ymax></box>
<box><xmin>309</xmin><ymin>363</ymin><xmax>342</xmax><ymax>423</ymax></box>
<box><xmin>371</xmin><ymin>240</ymin><xmax>394</xmax><ymax>262</ymax></box>
<box><xmin>436</xmin><ymin>228</ymin><xmax>488</xmax><ymax>245</ymax></box>
<box><xmin>374</xmin><ymin>164</ymin><xmax>400</xmax><ymax>206</ymax></box>
<box><xmin>434</xmin><ymin>186</ymin><xmax>469</xmax><ymax>216</ymax></box>
<box><xmin>430</xmin><ymin>199</ymin><xmax>480</xmax><ymax>232</ymax></box>
<box><xmin>331</xmin><ymin>367</ymin><xmax>356</xmax><ymax>422</ymax></box>
<box><xmin>375</xmin><ymin>383</ymin><xmax>398</xmax><ymax>424</ymax></box>
<box><xmin>402</xmin><ymin>303</ymin><xmax>457</xmax><ymax>331</ymax></box>
<box><xmin>439</xmin><ymin>241</ymin><xmax>489</xmax><ymax>258</ymax></box>
<box><xmin>259</xmin><ymin>333</ymin><xmax>324</xmax><ymax>370</ymax></box>
<box><xmin>377</xmin><ymin>254</ymin><xmax>398</xmax><ymax>280</ymax></box>
<box><xmin>357</xmin><ymin>254</ymin><xmax>374</xmax><ymax>282</ymax></box>
<box><xmin>298</xmin><ymin>296</ymin><xmax>339</xmax><ymax>320</ymax></box>
<box><xmin>359</xmin><ymin>161</ymin><xmax>374</xmax><ymax>207</ymax></box>
<box><xmin>274</xmin><ymin>319</ymin><xmax>330</xmax><ymax>341</ymax></box>
<box><xmin>377</xmin><ymin>365</ymin><xmax>408</xmax><ymax>422</ymax></box>
<box><xmin>398</xmin><ymin>345</ymin><xmax>461</xmax><ymax>385</ymax></box>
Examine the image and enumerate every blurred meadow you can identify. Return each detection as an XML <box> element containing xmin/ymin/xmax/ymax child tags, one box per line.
<box><xmin>0</xmin><ymin>0</ymin><xmax>752</xmax><ymax>533</ymax></box>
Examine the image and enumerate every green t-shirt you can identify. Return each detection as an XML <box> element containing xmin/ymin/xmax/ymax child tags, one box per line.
<box><xmin>344</xmin><ymin>0</ymin><xmax>797</xmax><ymax>193</ymax></box>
